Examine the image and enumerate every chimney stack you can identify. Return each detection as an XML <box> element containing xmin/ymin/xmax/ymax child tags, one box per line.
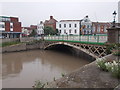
<box><xmin>50</xmin><ymin>16</ymin><xmax>53</xmax><ymax>19</ymax></box>
<box><xmin>86</xmin><ymin>15</ymin><xmax>88</xmax><ymax>18</ymax></box>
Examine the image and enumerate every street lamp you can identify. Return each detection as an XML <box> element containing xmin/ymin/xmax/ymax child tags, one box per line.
<box><xmin>112</xmin><ymin>11</ymin><xmax>117</xmax><ymax>27</ymax></box>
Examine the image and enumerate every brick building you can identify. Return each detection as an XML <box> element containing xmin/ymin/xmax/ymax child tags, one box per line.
<box><xmin>92</xmin><ymin>22</ymin><xmax>111</xmax><ymax>34</ymax></box>
<box><xmin>0</xmin><ymin>16</ymin><xmax>22</xmax><ymax>38</ymax></box>
<box><xmin>30</xmin><ymin>25</ymin><xmax>37</xmax><ymax>30</ymax></box>
<box><xmin>44</xmin><ymin>16</ymin><xmax>57</xmax><ymax>31</ymax></box>
<box><xmin>22</xmin><ymin>25</ymin><xmax>37</xmax><ymax>36</ymax></box>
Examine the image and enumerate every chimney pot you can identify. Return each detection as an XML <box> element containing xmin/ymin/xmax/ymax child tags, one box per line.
<box><xmin>50</xmin><ymin>16</ymin><xmax>53</xmax><ymax>19</ymax></box>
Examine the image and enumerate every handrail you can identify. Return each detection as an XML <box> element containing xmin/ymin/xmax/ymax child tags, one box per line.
<box><xmin>45</xmin><ymin>34</ymin><xmax>107</xmax><ymax>37</ymax></box>
<box><xmin>44</xmin><ymin>35</ymin><xmax>107</xmax><ymax>44</ymax></box>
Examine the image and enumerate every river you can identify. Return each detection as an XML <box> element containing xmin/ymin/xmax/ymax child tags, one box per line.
<box><xmin>2</xmin><ymin>50</ymin><xmax>90</xmax><ymax>88</ymax></box>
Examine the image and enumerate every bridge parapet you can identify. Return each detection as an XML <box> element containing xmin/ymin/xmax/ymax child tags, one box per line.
<box><xmin>44</xmin><ymin>35</ymin><xmax>107</xmax><ymax>45</ymax></box>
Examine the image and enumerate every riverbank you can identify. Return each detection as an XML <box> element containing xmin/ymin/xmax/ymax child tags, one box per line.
<box><xmin>0</xmin><ymin>37</ymin><xmax>44</xmax><ymax>53</ymax></box>
<box><xmin>45</xmin><ymin>54</ymin><xmax>120</xmax><ymax>88</ymax></box>
<box><xmin>1</xmin><ymin>41</ymin><xmax>44</xmax><ymax>53</ymax></box>
<box><xmin>1</xmin><ymin>40</ymin><xmax>120</xmax><ymax>88</ymax></box>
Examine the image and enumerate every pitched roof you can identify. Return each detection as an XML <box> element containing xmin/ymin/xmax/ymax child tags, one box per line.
<box><xmin>44</xmin><ymin>16</ymin><xmax>57</xmax><ymax>24</ymax></box>
<box><xmin>60</xmin><ymin>20</ymin><xmax>80</xmax><ymax>22</ymax></box>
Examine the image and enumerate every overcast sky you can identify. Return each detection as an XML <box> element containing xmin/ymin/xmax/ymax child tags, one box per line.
<box><xmin>0</xmin><ymin>0</ymin><xmax>119</xmax><ymax>27</ymax></box>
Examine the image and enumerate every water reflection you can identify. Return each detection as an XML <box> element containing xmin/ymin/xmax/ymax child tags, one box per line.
<box><xmin>2</xmin><ymin>50</ymin><xmax>90</xmax><ymax>88</ymax></box>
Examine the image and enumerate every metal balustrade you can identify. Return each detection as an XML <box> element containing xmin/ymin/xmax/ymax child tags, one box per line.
<box><xmin>44</xmin><ymin>35</ymin><xmax>107</xmax><ymax>44</ymax></box>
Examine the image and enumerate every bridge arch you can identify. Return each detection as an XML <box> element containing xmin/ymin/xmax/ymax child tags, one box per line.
<box><xmin>44</xmin><ymin>42</ymin><xmax>97</xmax><ymax>60</ymax></box>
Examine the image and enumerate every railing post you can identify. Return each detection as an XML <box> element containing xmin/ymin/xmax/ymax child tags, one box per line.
<box><xmin>87</xmin><ymin>35</ymin><xmax>89</xmax><ymax>42</ymax></box>
<box><xmin>97</xmin><ymin>35</ymin><xmax>99</xmax><ymax>43</ymax></box>
<box><xmin>79</xmin><ymin>35</ymin><xmax>81</xmax><ymax>41</ymax></box>
<box><xmin>67</xmin><ymin>35</ymin><xmax>68</xmax><ymax>40</ymax></box>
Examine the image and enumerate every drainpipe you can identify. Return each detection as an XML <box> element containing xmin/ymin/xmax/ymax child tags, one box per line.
<box><xmin>80</xmin><ymin>19</ymin><xmax>83</xmax><ymax>35</ymax></box>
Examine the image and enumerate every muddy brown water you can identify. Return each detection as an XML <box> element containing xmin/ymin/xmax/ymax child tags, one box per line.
<box><xmin>2</xmin><ymin>50</ymin><xmax>90</xmax><ymax>88</ymax></box>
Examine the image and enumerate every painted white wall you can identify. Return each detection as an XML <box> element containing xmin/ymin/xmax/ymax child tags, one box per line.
<box><xmin>10</xmin><ymin>23</ymin><xmax>13</xmax><ymax>31</ymax></box>
<box><xmin>0</xmin><ymin>22</ymin><xmax>5</xmax><ymax>31</ymax></box>
<box><xmin>56</xmin><ymin>21</ymin><xmax>80</xmax><ymax>35</ymax></box>
<box><xmin>81</xmin><ymin>16</ymin><xmax>92</xmax><ymax>34</ymax></box>
<box><xmin>22</xmin><ymin>28</ymin><xmax>29</xmax><ymax>36</ymax></box>
<box><xmin>118</xmin><ymin>1</ymin><xmax>120</xmax><ymax>23</ymax></box>
<box><xmin>37</xmin><ymin>21</ymin><xmax>44</xmax><ymax>35</ymax></box>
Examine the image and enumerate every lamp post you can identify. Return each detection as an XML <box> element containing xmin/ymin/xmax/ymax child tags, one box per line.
<box><xmin>112</xmin><ymin>11</ymin><xmax>117</xmax><ymax>27</ymax></box>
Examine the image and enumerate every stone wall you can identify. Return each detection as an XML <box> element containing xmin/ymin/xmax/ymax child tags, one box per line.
<box><xmin>20</xmin><ymin>37</ymin><xmax>35</xmax><ymax>42</ymax></box>
<box><xmin>2</xmin><ymin>42</ymin><xmax>44</xmax><ymax>53</ymax></box>
<box><xmin>107</xmin><ymin>27</ymin><xmax>120</xmax><ymax>43</ymax></box>
<box><xmin>2</xmin><ymin>43</ymin><xmax>26</xmax><ymax>53</ymax></box>
<box><xmin>1</xmin><ymin>38</ymin><xmax>20</xmax><ymax>43</ymax></box>
<box><xmin>26</xmin><ymin>43</ymin><xmax>41</xmax><ymax>50</ymax></box>
<box><xmin>1</xmin><ymin>37</ymin><xmax>35</xmax><ymax>44</ymax></box>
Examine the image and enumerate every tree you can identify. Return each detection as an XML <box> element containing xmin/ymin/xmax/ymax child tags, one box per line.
<box><xmin>56</xmin><ymin>29</ymin><xmax>59</xmax><ymax>35</ymax></box>
<box><xmin>44</xmin><ymin>26</ymin><xmax>56</xmax><ymax>35</ymax></box>
<box><xmin>29</xmin><ymin>29</ymin><xmax>37</xmax><ymax>37</ymax></box>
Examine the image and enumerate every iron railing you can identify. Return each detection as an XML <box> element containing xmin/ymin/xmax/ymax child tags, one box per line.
<box><xmin>44</xmin><ymin>35</ymin><xmax>107</xmax><ymax>44</ymax></box>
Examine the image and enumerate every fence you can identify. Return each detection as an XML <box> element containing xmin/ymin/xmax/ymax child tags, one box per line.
<box><xmin>44</xmin><ymin>35</ymin><xmax>107</xmax><ymax>44</ymax></box>
<box><xmin>20</xmin><ymin>37</ymin><xmax>35</xmax><ymax>42</ymax></box>
<box><xmin>1</xmin><ymin>38</ymin><xmax>20</xmax><ymax>43</ymax></box>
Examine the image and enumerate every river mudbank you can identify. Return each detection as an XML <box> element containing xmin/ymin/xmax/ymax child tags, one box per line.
<box><xmin>1</xmin><ymin>42</ymin><xmax>44</xmax><ymax>53</ymax></box>
<box><xmin>45</xmin><ymin>54</ymin><xmax>120</xmax><ymax>88</ymax></box>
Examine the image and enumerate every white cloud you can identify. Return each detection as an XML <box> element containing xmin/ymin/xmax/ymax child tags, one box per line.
<box><xmin>1</xmin><ymin>2</ymin><xmax>118</xmax><ymax>26</ymax></box>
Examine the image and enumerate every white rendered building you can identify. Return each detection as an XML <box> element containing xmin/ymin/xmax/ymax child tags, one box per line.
<box><xmin>22</xmin><ymin>28</ymin><xmax>29</xmax><ymax>36</ymax></box>
<box><xmin>81</xmin><ymin>16</ymin><xmax>92</xmax><ymax>35</ymax></box>
<box><xmin>37</xmin><ymin>21</ymin><xmax>44</xmax><ymax>35</ymax></box>
<box><xmin>56</xmin><ymin>20</ymin><xmax>80</xmax><ymax>35</ymax></box>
